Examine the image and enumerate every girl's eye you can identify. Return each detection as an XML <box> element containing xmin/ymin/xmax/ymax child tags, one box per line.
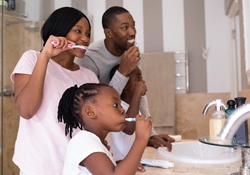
<box><xmin>113</xmin><ymin>103</ymin><xmax>119</xmax><ymax>108</ymax></box>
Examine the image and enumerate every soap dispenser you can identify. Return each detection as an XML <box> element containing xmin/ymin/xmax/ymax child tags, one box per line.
<box><xmin>225</xmin><ymin>100</ymin><xmax>236</xmax><ymax>117</ymax></box>
<box><xmin>234</xmin><ymin>97</ymin><xmax>248</xmax><ymax>144</ymax></box>
<box><xmin>202</xmin><ymin>99</ymin><xmax>227</xmax><ymax>141</ymax></box>
<box><xmin>225</xmin><ymin>100</ymin><xmax>236</xmax><ymax>144</ymax></box>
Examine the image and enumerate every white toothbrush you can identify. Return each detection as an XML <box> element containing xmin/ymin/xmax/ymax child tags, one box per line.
<box><xmin>51</xmin><ymin>41</ymin><xmax>88</xmax><ymax>50</ymax></box>
<box><xmin>68</xmin><ymin>44</ymin><xmax>88</xmax><ymax>50</ymax></box>
<box><xmin>141</xmin><ymin>159</ymin><xmax>174</xmax><ymax>169</ymax></box>
<box><xmin>134</xmin><ymin>40</ymin><xmax>139</xmax><ymax>47</ymax></box>
<box><xmin>127</xmin><ymin>39</ymin><xmax>139</xmax><ymax>47</ymax></box>
<box><xmin>125</xmin><ymin>118</ymin><xmax>136</xmax><ymax>122</ymax></box>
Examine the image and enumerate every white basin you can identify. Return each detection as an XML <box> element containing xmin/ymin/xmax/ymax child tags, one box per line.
<box><xmin>158</xmin><ymin>141</ymin><xmax>241</xmax><ymax>164</ymax></box>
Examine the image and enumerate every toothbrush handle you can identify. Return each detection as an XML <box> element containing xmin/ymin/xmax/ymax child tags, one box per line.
<box><xmin>125</xmin><ymin>118</ymin><xmax>136</xmax><ymax>122</ymax></box>
<box><xmin>51</xmin><ymin>41</ymin><xmax>87</xmax><ymax>50</ymax></box>
<box><xmin>51</xmin><ymin>41</ymin><xmax>72</xmax><ymax>47</ymax></box>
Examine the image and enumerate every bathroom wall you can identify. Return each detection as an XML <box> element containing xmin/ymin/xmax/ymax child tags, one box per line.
<box><xmin>140</xmin><ymin>51</ymin><xmax>250</xmax><ymax>140</ymax></box>
<box><xmin>83</xmin><ymin>0</ymin><xmax>243</xmax><ymax>93</ymax></box>
<box><xmin>176</xmin><ymin>89</ymin><xmax>250</xmax><ymax>139</ymax></box>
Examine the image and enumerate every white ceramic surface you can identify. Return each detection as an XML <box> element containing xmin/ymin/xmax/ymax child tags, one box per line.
<box><xmin>158</xmin><ymin>141</ymin><xmax>241</xmax><ymax>164</ymax></box>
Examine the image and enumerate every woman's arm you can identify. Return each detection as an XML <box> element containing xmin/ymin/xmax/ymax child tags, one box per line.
<box><xmin>14</xmin><ymin>35</ymin><xmax>71</xmax><ymax>119</ymax></box>
<box><xmin>14</xmin><ymin>53</ymin><xmax>50</xmax><ymax>119</ymax></box>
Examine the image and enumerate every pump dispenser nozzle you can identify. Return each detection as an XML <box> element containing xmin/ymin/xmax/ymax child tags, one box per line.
<box><xmin>202</xmin><ymin>99</ymin><xmax>227</xmax><ymax>115</ymax></box>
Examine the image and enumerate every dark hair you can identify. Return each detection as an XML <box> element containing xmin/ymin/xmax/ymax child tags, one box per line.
<box><xmin>57</xmin><ymin>83</ymin><xmax>110</xmax><ymax>138</ymax></box>
<box><xmin>109</xmin><ymin>64</ymin><xmax>119</xmax><ymax>81</ymax></box>
<box><xmin>41</xmin><ymin>7</ymin><xmax>91</xmax><ymax>46</ymax></box>
<box><xmin>102</xmin><ymin>6</ymin><xmax>129</xmax><ymax>29</ymax></box>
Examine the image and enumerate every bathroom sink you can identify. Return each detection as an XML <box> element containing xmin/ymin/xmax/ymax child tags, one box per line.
<box><xmin>158</xmin><ymin>141</ymin><xmax>241</xmax><ymax>164</ymax></box>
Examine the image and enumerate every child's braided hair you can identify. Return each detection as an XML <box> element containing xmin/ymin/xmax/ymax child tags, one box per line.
<box><xmin>57</xmin><ymin>83</ymin><xmax>110</xmax><ymax>138</ymax></box>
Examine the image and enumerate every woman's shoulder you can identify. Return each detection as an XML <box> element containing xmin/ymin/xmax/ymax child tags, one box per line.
<box><xmin>20</xmin><ymin>50</ymin><xmax>40</xmax><ymax>62</ymax></box>
<box><xmin>22</xmin><ymin>49</ymin><xmax>40</xmax><ymax>56</ymax></box>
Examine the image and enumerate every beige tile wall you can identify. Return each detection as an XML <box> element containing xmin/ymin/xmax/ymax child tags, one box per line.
<box><xmin>176</xmin><ymin>89</ymin><xmax>250</xmax><ymax>139</ymax></box>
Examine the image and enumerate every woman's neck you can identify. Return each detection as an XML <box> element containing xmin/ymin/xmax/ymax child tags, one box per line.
<box><xmin>52</xmin><ymin>53</ymin><xmax>79</xmax><ymax>71</ymax></box>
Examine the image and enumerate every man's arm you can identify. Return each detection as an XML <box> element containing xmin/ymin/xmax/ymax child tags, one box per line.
<box><xmin>74</xmin><ymin>56</ymin><xmax>99</xmax><ymax>77</ymax></box>
<box><xmin>109</xmin><ymin>70</ymin><xmax>129</xmax><ymax>95</ymax></box>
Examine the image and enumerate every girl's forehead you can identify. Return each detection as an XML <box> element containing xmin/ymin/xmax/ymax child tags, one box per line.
<box><xmin>101</xmin><ymin>87</ymin><xmax>120</xmax><ymax>98</ymax></box>
<box><xmin>97</xmin><ymin>86</ymin><xmax>113</xmax><ymax>95</ymax></box>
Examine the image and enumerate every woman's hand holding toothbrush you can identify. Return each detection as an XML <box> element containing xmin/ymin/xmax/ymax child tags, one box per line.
<box><xmin>40</xmin><ymin>35</ymin><xmax>75</xmax><ymax>59</ymax></box>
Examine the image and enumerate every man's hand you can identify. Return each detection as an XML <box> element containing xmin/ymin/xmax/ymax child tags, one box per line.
<box><xmin>147</xmin><ymin>134</ymin><xmax>175</xmax><ymax>151</ymax></box>
<box><xmin>118</xmin><ymin>46</ymin><xmax>140</xmax><ymax>76</ymax></box>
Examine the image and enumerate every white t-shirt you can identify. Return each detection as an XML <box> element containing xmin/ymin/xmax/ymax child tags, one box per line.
<box><xmin>11</xmin><ymin>50</ymin><xmax>99</xmax><ymax>175</ymax></box>
<box><xmin>63</xmin><ymin>130</ymin><xmax>116</xmax><ymax>175</ymax></box>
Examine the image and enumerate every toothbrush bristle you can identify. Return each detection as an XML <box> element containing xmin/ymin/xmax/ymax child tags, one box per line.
<box><xmin>72</xmin><ymin>45</ymin><xmax>88</xmax><ymax>50</ymax></box>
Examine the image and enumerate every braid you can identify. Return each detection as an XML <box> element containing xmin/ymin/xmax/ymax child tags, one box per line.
<box><xmin>58</xmin><ymin>83</ymin><xmax>110</xmax><ymax>138</ymax></box>
<box><xmin>58</xmin><ymin>85</ymin><xmax>80</xmax><ymax>138</ymax></box>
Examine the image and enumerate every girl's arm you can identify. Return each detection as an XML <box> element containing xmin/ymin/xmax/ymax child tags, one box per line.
<box><xmin>82</xmin><ymin>115</ymin><xmax>152</xmax><ymax>175</ymax></box>
<box><xmin>122</xmin><ymin>80</ymin><xmax>147</xmax><ymax>135</ymax></box>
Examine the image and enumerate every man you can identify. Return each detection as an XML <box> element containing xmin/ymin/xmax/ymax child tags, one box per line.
<box><xmin>75</xmin><ymin>6</ymin><xmax>174</xmax><ymax>148</ymax></box>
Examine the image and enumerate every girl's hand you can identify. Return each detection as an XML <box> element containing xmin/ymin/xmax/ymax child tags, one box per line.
<box><xmin>137</xmin><ymin>163</ymin><xmax>146</xmax><ymax>172</ymax></box>
<box><xmin>135</xmin><ymin>114</ymin><xmax>152</xmax><ymax>141</ymax></box>
<box><xmin>41</xmin><ymin>35</ymin><xmax>75</xmax><ymax>59</ymax></box>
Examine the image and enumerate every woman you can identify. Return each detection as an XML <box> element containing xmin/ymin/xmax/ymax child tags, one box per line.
<box><xmin>10</xmin><ymin>7</ymin><xmax>98</xmax><ymax>175</ymax></box>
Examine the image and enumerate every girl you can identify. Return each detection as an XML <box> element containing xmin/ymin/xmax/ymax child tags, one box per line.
<box><xmin>11</xmin><ymin>7</ymin><xmax>98</xmax><ymax>175</ymax></box>
<box><xmin>58</xmin><ymin>83</ymin><xmax>152</xmax><ymax>175</ymax></box>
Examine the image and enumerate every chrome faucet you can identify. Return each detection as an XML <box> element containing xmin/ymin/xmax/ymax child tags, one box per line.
<box><xmin>218</xmin><ymin>104</ymin><xmax>250</xmax><ymax>175</ymax></box>
<box><xmin>218</xmin><ymin>104</ymin><xmax>250</xmax><ymax>142</ymax></box>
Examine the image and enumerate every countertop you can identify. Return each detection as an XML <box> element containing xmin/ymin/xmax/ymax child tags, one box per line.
<box><xmin>136</xmin><ymin>141</ymin><xmax>241</xmax><ymax>175</ymax></box>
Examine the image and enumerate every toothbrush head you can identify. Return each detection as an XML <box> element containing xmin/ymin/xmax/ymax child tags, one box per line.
<box><xmin>127</xmin><ymin>39</ymin><xmax>139</xmax><ymax>47</ymax></box>
<box><xmin>125</xmin><ymin>118</ymin><xmax>136</xmax><ymax>122</ymax></box>
<box><xmin>134</xmin><ymin>40</ymin><xmax>139</xmax><ymax>47</ymax></box>
<box><xmin>70</xmin><ymin>45</ymin><xmax>88</xmax><ymax>50</ymax></box>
